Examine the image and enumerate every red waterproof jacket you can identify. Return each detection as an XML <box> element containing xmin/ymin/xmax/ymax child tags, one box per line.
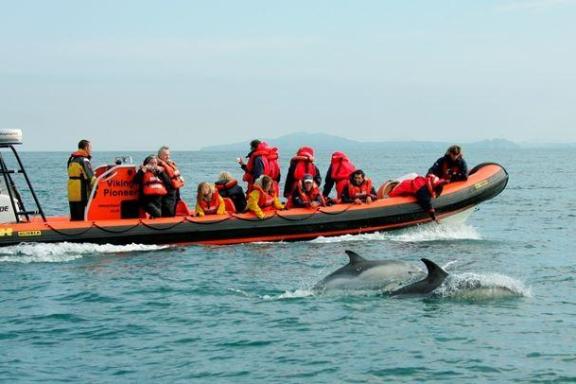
<box><xmin>331</xmin><ymin>152</ymin><xmax>356</xmax><ymax>197</ymax></box>
<box><xmin>389</xmin><ymin>175</ymin><xmax>443</xmax><ymax>197</ymax></box>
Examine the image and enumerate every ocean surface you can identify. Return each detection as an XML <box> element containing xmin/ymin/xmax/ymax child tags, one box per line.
<box><xmin>0</xmin><ymin>147</ymin><xmax>574</xmax><ymax>383</ymax></box>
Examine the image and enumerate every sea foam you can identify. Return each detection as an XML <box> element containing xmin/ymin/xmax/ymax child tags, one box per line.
<box><xmin>311</xmin><ymin>222</ymin><xmax>481</xmax><ymax>244</ymax></box>
<box><xmin>0</xmin><ymin>242</ymin><xmax>169</xmax><ymax>263</ymax></box>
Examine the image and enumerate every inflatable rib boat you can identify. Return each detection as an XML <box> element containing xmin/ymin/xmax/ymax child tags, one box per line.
<box><xmin>0</xmin><ymin>130</ymin><xmax>508</xmax><ymax>247</ymax></box>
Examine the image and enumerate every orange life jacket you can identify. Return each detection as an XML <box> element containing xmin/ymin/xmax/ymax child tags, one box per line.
<box><xmin>253</xmin><ymin>184</ymin><xmax>276</xmax><ymax>210</ymax></box>
<box><xmin>158</xmin><ymin>159</ymin><xmax>184</xmax><ymax>189</ymax></box>
<box><xmin>142</xmin><ymin>171</ymin><xmax>168</xmax><ymax>196</ymax></box>
<box><xmin>215</xmin><ymin>179</ymin><xmax>238</xmax><ymax>192</ymax></box>
<box><xmin>287</xmin><ymin>182</ymin><xmax>324</xmax><ymax>209</ymax></box>
<box><xmin>243</xmin><ymin>142</ymin><xmax>281</xmax><ymax>183</ymax></box>
<box><xmin>198</xmin><ymin>192</ymin><xmax>222</xmax><ymax>215</ymax></box>
<box><xmin>346</xmin><ymin>178</ymin><xmax>373</xmax><ymax>201</ymax></box>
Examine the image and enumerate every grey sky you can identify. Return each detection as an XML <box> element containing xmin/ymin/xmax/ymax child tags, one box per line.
<box><xmin>1</xmin><ymin>0</ymin><xmax>575</xmax><ymax>151</ymax></box>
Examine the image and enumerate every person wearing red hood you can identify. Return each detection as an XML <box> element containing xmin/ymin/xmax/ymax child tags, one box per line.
<box><xmin>283</xmin><ymin>146</ymin><xmax>322</xmax><ymax>198</ymax></box>
<box><xmin>238</xmin><ymin>139</ymin><xmax>281</xmax><ymax>193</ymax></box>
<box><xmin>388</xmin><ymin>174</ymin><xmax>447</xmax><ymax>222</ymax></box>
<box><xmin>67</xmin><ymin>139</ymin><xmax>96</xmax><ymax>221</ymax></box>
<box><xmin>322</xmin><ymin>151</ymin><xmax>356</xmax><ymax>201</ymax></box>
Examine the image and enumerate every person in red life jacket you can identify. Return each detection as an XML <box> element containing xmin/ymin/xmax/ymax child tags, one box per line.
<box><xmin>156</xmin><ymin>145</ymin><xmax>185</xmax><ymax>217</ymax></box>
<box><xmin>388</xmin><ymin>174</ymin><xmax>447</xmax><ymax>222</ymax></box>
<box><xmin>133</xmin><ymin>155</ymin><xmax>167</xmax><ymax>218</ymax></box>
<box><xmin>67</xmin><ymin>139</ymin><xmax>97</xmax><ymax>221</ymax></box>
<box><xmin>287</xmin><ymin>174</ymin><xmax>326</xmax><ymax>209</ymax></box>
<box><xmin>247</xmin><ymin>175</ymin><xmax>284</xmax><ymax>219</ymax></box>
<box><xmin>283</xmin><ymin>146</ymin><xmax>322</xmax><ymax>199</ymax></box>
<box><xmin>322</xmin><ymin>151</ymin><xmax>356</xmax><ymax>202</ymax></box>
<box><xmin>238</xmin><ymin>139</ymin><xmax>281</xmax><ymax>193</ymax></box>
<box><xmin>195</xmin><ymin>182</ymin><xmax>226</xmax><ymax>217</ymax></box>
<box><xmin>341</xmin><ymin>169</ymin><xmax>377</xmax><ymax>205</ymax></box>
<box><xmin>427</xmin><ymin>145</ymin><xmax>468</xmax><ymax>182</ymax></box>
<box><xmin>215</xmin><ymin>171</ymin><xmax>247</xmax><ymax>212</ymax></box>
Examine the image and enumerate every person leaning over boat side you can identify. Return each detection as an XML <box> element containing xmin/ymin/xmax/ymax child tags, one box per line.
<box><xmin>340</xmin><ymin>169</ymin><xmax>377</xmax><ymax>205</ymax></box>
<box><xmin>247</xmin><ymin>175</ymin><xmax>284</xmax><ymax>219</ymax></box>
<box><xmin>133</xmin><ymin>155</ymin><xmax>167</xmax><ymax>218</ymax></box>
<box><xmin>238</xmin><ymin>139</ymin><xmax>281</xmax><ymax>193</ymax></box>
<box><xmin>283</xmin><ymin>146</ymin><xmax>322</xmax><ymax>199</ymax></box>
<box><xmin>67</xmin><ymin>139</ymin><xmax>96</xmax><ymax>221</ymax></box>
<box><xmin>388</xmin><ymin>174</ymin><xmax>447</xmax><ymax>223</ymax></box>
<box><xmin>215</xmin><ymin>171</ymin><xmax>247</xmax><ymax>212</ymax></box>
<box><xmin>195</xmin><ymin>182</ymin><xmax>226</xmax><ymax>217</ymax></box>
<box><xmin>322</xmin><ymin>151</ymin><xmax>356</xmax><ymax>202</ymax></box>
<box><xmin>287</xmin><ymin>174</ymin><xmax>326</xmax><ymax>209</ymax></box>
<box><xmin>156</xmin><ymin>145</ymin><xmax>184</xmax><ymax>217</ymax></box>
<box><xmin>427</xmin><ymin>145</ymin><xmax>468</xmax><ymax>182</ymax></box>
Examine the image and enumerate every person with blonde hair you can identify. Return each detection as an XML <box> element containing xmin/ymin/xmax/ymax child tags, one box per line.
<box><xmin>246</xmin><ymin>175</ymin><xmax>284</xmax><ymax>219</ymax></box>
<box><xmin>195</xmin><ymin>182</ymin><xmax>226</xmax><ymax>217</ymax></box>
<box><xmin>215</xmin><ymin>171</ymin><xmax>247</xmax><ymax>212</ymax></box>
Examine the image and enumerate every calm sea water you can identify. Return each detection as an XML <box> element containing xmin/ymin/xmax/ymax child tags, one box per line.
<box><xmin>0</xmin><ymin>147</ymin><xmax>574</xmax><ymax>383</ymax></box>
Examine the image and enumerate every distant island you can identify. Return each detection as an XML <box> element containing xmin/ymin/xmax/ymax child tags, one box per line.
<box><xmin>199</xmin><ymin>132</ymin><xmax>523</xmax><ymax>152</ymax></box>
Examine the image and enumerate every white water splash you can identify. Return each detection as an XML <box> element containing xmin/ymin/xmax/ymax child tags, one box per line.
<box><xmin>260</xmin><ymin>289</ymin><xmax>316</xmax><ymax>300</ymax></box>
<box><xmin>0</xmin><ymin>242</ymin><xmax>169</xmax><ymax>264</ymax></box>
<box><xmin>311</xmin><ymin>223</ymin><xmax>481</xmax><ymax>244</ymax></box>
<box><xmin>434</xmin><ymin>272</ymin><xmax>531</xmax><ymax>300</ymax></box>
<box><xmin>276</xmin><ymin>289</ymin><xmax>315</xmax><ymax>299</ymax></box>
<box><xmin>442</xmin><ymin>260</ymin><xmax>460</xmax><ymax>270</ymax></box>
<box><xmin>390</xmin><ymin>223</ymin><xmax>481</xmax><ymax>242</ymax></box>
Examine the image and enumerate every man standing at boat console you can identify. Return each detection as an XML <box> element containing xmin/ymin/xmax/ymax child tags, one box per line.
<box><xmin>67</xmin><ymin>139</ymin><xmax>96</xmax><ymax>221</ymax></box>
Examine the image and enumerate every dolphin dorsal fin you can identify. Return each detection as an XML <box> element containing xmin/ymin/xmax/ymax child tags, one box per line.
<box><xmin>345</xmin><ymin>250</ymin><xmax>366</xmax><ymax>265</ymax></box>
<box><xmin>390</xmin><ymin>258</ymin><xmax>449</xmax><ymax>296</ymax></box>
<box><xmin>421</xmin><ymin>258</ymin><xmax>449</xmax><ymax>281</ymax></box>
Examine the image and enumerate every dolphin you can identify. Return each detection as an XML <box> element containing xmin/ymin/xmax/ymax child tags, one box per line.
<box><xmin>315</xmin><ymin>250</ymin><xmax>448</xmax><ymax>296</ymax></box>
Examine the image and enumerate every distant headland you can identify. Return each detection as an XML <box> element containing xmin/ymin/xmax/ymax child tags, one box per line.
<box><xmin>199</xmin><ymin>132</ymin><xmax>566</xmax><ymax>152</ymax></box>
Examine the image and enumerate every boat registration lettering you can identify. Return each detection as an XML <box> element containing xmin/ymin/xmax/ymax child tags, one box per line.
<box><xmin>18</xmin><ymin>230</ymin><xmax>42</xmax><ymax>237</ymax></box>
<box><xmin>474</xmin><ymin>180</ymin><xmax>489</xmax><ymax>190</ymax></box>
<box><xmin>0</xmin><ymin>228</ymin><xmax>13</xmax><ymax>237</ymax></box>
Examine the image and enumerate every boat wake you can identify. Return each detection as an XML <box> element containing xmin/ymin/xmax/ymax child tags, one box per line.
<box><xmin>311</xmin><ymin>222</ymin><xmax>481</xmax><ymax>244</ymax></box>
<box><xmin>0</xmin><ymin>242</ymin><xmax>170</xmax><ymax>263</ymax></box>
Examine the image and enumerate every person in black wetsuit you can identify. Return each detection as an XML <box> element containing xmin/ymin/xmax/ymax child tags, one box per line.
<box><xmin>427</xmin><ymin>145</ymin><xmax>468</xmax><ymax>182</ymax></box>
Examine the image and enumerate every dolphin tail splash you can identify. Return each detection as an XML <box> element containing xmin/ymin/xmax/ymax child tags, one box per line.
<box><xmin>390</xmin><ymin>258</ymin><xmax>449</xmax><ymax>297</ymax></box>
